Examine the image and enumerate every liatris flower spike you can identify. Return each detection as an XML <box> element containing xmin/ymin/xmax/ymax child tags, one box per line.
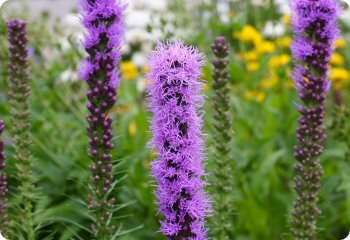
<box><xmin>79</xmin><ymin>0</ymin><xmax>126</xmax><ymax>238</ymax></box>
<box><xmin>0</xmin><ymin>120</ymin><xmax>8</xmax><ymax>237</ymax></box>
<box><xmin>147</xmin><ymin>41</ymin><xmax>211</xmax><ymax>240</ymax></box>
<box><xmin>290</xmin><ymin>0</ymin><xmax>340</xmax><ymax>238</ymax></box>
<box><xmin>210</xmin><ymin>36</ymin><xmax>235</xmax><ymax>239</ymax></box>
<box><xmin>7</xmin><ymin>19</ymin><xmax>35</xmax><ymax>240</ymax></box>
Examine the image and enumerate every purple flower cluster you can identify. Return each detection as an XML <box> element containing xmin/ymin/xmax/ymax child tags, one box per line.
<box><xmin>147</xmin><ymin>41</ymin><xmax>210</xmax><ymax>240</ymax></box>
<box><xmin>79</xmin><ymin>0</ymin><xmax>126</xmax><ymax>237</ymax></box>
<box><xmin>290</xmin><ymin>0</ymin><xmax>339</xmax><ymax>238</ymax></box>
<box><xmin>0</xmin><ymin>120</ymin><xmax>8</xmax><ymax>236</ymax></box>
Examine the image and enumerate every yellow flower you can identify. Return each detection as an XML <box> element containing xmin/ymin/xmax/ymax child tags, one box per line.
<box><xmin>145</xmin><ymin>78</ymin><xmax>152</xmax><ymax>86</ymax></box>
<box><xmin>334</xmin><ymin>81</ymin><xmax>345</xmax><ymax>89</ymax></box>
<box><xmin>269</xmin><ymin>54</ymin><xmax>291</xmax><ymax>68</ymax></box>
<box><xmin>244</xmin><ymin>90</ymin><xmax>266</xmax><ymax>102</ymax></box>
<box><xmin>201</xmin><ymin>82</ymin><xmax>209</xmax><ymax>90</ymax></box>
<box><xmin>330</xmin><ymin>53</ymin><xmax>345</xmax><ymax>66</ymax></box>
<box><xmin>256</xmin><ymin>41</ymin><xmax>276</xmax><ymax>54</ymax></box>
<box><xmin>121</xmin><ymin>61</ymin><xmax>139</xmax><ymax>80</ymax></box>
<box><xmin>335</xmin><ymin>38</ymin><xmax>346</xmax><ymax>49</ymax></box>
<box><xmin>245</xmin><ymin>90</ymin><xmax>256</xmax><ymax>101</ymax></box>
<box><xmin>111</xmin><ymin>104</ymin><xmax>132</xmax><ymax>114</ymax></box>
<box><xmin>282</xmin><ymin>14</ymin><xmax>291</xmax><ymax>25</ymax></box>
<box><xmin>234</xmin><ymin>25</ymin><xmax>263</xmax><ymax>44</ymax></box>
<box><xmin>245</xmin><ymin>51</ymin><xmax>259</xmax><ymax>61</ymax></box>
<box><xmin>330</xmin><ymin>68</ymin><xmax>350</xmax><ymax>82</ymax></box>
<box><xmin>236</xmin><ymin>52</ymin><xmax>244</xmax><ymax>60</ymax></box>
<box><xmin>260</xmin><ymin>76</ymin><xmax>278</xmax><ymax>89</ymax></box>
<box><xmin>256</xmin><ymin>92</ymin><xmax>266</xmax><ymax>102</ymax></box>
<box><xmin>128</xmin><ymin>121</ymin><xmax>137</xmax><ymax>136</ymax></box>
<box><xmin>143</xmin><ymin>65</ymin><xmax>151</xmax><ymax>73</ymax></box>
<box><xmin>276</xmin><ymin>36</ymin><xmax>292</xmax><ymax>48</ymax></box>
<box><xmin>287</xmin><ymin>80</ymin><xmax>295</xmax><ymax>89</ymax></box>
<box><xmin>247</xmin><ymin>62</ymin><xmax>260</xmax><ymax>72</ymax></box>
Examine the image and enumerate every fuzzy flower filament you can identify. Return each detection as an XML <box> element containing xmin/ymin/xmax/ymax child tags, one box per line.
<box><xmin>0</xmin><ymin>120</ymin><xmax>8</xmax><ymax>237</ymax></box>
<box><xmin>79</xmin><ymin>0</ymin><xmax>126</xmax><ymax>238</ymax></box>
<box><xmin>147</xmin><ymin>41</ymin><xmax>211</xmax><ymax>240</ymax></box>
<box><xmin>210</xmin><ymin>36</ymin><xmax>235</xmax><ymax>240</ymax></box>
<box><xmin>290</xmin><ymin>0</ymin><xmax>339</xmax><ymax>238</ymax></box>
<box><xmin>7</xmin><ymin>19</ymin><xmax>35</xmax><ymax>240</ymax></box>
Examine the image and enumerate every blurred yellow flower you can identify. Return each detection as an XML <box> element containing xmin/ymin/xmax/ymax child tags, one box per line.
<box><xmin>234</xmin><ymin>25</ymin><xmax>263</xmax><ymax>44</ymax></box>
<box><xmin>121</xmin><ymin>61</ymin><xmax>139</xmax><ymax>80</ymax></box>
<box><xmin>334</xmin><ymin>81</ymin><xmax>346</xmax><ymax>89</ymax></box>
<box><xmin>247</xmin><ymin>62</ymin><xmax>260</xmax><ymax>72</ymax></box>
<box><xmin>143</xmin><ymin>65</ymin><xmax>150</xmax><ymax>73</ymax></box>
<box><xmin>260</xmin><ymin>76</ymin><xmax>278</xmax><ymax>89</ymax></box>
<box><xmin>330</xmin><ymin>68</ymin><xmax>350</xmax><ymax>82</ymax></box>
<box><xmin>114</xmin><ymin>104</ymin><xmax>132</xmax><ymax>113</ymax></box>
<box><xmin>269</xmin><ymin>54</ymin><xmax>291</xmax><ymax>68</ymax></box>
<box><xmin>245</xmin><ymin>51</ymin><xmax>259</xmax><ymax>61</ymax></box>
<box><xmin>236</xmin><ymin>52</ymin><xmax>244</xmax><ymax>60</ymax></box>
<box><xmin>335</xmin><ymin>38</ymin><xmax>346</xmax><ymax>49</ymax></box>
<box><xmin>256</xmin><ymin>92</ymin><xmax>266</xmax><ymax>102</ymax></box>
<box><xmin>282</xmin><ymin>14</ymin><xmax>291</xmax><ymax>25</ymax></box>
<box><xmin>245</xmin><ymin>90</ymin><xmax>266</xmax><ymax>102</ymax></box>
<box><xmin>330</xmin><ymin>53</ymin><xmax>345</xmax><ymax>66</ymax></box>
<box><xmin>276</xmin><ymin>36</ymin><xmax>292</xmax><ymax>48</ymax></box>
<box><xmin>201</xmin><ymin>82</ymin><xmax>209</xmax><ymax>90</ymax></box>
<box><xmin>128</xmin><ymin>120</ymin><xmax>137</xmax><ymax>136</ymax></box>
<box><xmin>287</xmin><ymin>80</ymin><xmax>295</xmax><ymax>89</ymax></box>
<box><xmin>256</xmin><ymin>41</ymin><xmax>276</xmax><ymax>54</ymax></box>
<box><xmin>245</xmin><ymin>90</ymin><xmax>256</xmax><ymax>101</ymax></box>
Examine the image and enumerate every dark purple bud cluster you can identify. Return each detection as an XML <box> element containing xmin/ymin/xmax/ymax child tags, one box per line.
<box><xmin>290</xmin><ymin>0</ymin><xmax>340</xmax><ymax>238</ymax></box>
<box><xmin>0</xmin><ymin>120</ymin><xmax>8</xmax><ymax>237</ymax></box>
<box><xmin>79</xmin><ymin>0</ymin><xmax>126</xmax><ymax>238</ymax></box>
<box><xmin>210</xmin><ymin>36</ymin><xmax>235</xmax><ymax>239</ymax></box>
<box><xmin>7</xmin><ymin>19</ymin><xmax>35</xmax><ymax>240</ymax></box>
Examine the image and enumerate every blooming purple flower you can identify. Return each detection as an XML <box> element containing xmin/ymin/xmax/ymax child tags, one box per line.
<box><xmin>290</xmin><ymin>0</ymin><xmax>340</xmax><ymax>238</ymax></box>
<box><xmin>0</xmin><ymin>120</ymin><xmax>8</xmax><ymax>237</ymax></box>
<box><xmin>147</xmin><ymin>41</ymin><xmax>211</xmax><ymax>240</ymax></box>
<box><xmin>78</xmin><ymin>0</ymin><xmax>126</xmax><ymax>237</ymax></box>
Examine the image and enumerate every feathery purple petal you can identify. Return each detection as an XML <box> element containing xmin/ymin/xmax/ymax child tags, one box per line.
<box><xmin>147</xmin><ymin>41</ymin><xmax>211</xmax><ymax>240</ymax></box>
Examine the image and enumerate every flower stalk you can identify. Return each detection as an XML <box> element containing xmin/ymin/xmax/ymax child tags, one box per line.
<box><xmin>0</xmin><ymin>120</ymin><xmax>8</xmax><ymax>237</ymax></box>
<box><xmin>210</xmin><ymin>36</ymin><xmax>235</xmax><ymax>240</ymax></box>
<box><xmin>79</xmin><ymin>0</ymin><xmax>126</xmax><ymax>238</ymax></box>
<box><xmin>147</xmin><ymin>41</ymin><xmax>211</xmax><ymax>239</ymax></box>
<box><xmin>290</xmin><ymin>0</ymin><xmax>339</xmax><ymax>238</ymax></box>
<box><xmin>7</xmin><ymin>19</ymin><xmax>35</xmax><ymax>240</ymax></box>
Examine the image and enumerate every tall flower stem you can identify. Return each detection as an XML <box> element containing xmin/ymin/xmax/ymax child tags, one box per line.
<box><xmin>79</xmin><ymin>0</ymin><xmax>126</xmax><ymax>238</ymax></box>
<box><xmin>210</xmin><ymin>36</ymin><xmax>234</xmax><ymax>240</ymax></box>
<box><xmin>147</xmin><ymin>41</ymin><xmax>211</xmax><ymax>240</ymax></box>
<box><xmin>0</xmin><ymin>120</ymin><xmax>8</xmax><ymax>237</ymax></box>
<box><xmin>290</xmin><ymin>0</ymin><xmax>339</xmax><ymax>238</ymax></box>
<box><xmin>7</xmin><ymin>19</ymin><xmax>35</xmax><ymax>240</ymax></box>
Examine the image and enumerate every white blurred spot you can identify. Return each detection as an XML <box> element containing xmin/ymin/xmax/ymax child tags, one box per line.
<box><xmin>0</xmin><ymin>0</ymin><xmax>8</xmax><ymax>9</ymax></box>
<box><xmin>343</xmin><ymin>232</ymin><xmax>350</xmax><ymax>240</ymax></box>
<box><xmin>0</xmin><ymin>232</ymin><xmax>7</xmax><ymax>240</ymax></box>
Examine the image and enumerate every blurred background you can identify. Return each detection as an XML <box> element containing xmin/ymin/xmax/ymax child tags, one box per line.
<box><xmin>1</xmin><ymin>0</ymin><xmax>350</xmax><ymax>239</ymax></box>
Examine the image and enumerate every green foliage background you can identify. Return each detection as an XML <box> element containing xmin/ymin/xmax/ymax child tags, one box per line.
<box><xmin>0</xmin><ymin>0</ymin><xmax>350</xmax><ymax>239</ymax></box>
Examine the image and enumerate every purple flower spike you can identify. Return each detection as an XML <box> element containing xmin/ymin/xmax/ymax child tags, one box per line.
<box><xmin>147</xmin><ymin>41</ymin><xmax>211</xmax><ymax>240</ymax></box>
<box><xmin>7</xmin><ymin>19</ymin><xmax>35</xmax><ymax>240</ymax></box>
<box><xmin>290</xmin><ymin>0</ymin><xmax>340</xmax><ymax>238</ymax></box>
<box><xmin>79</xmin><ymin>0</ymin><xmax>126</xmax><ymax>238</ymax></box>
<box><xmin>0</xmin><ymin>120</ymin><xmax>8</xmax><ymax>237</ymax></box>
